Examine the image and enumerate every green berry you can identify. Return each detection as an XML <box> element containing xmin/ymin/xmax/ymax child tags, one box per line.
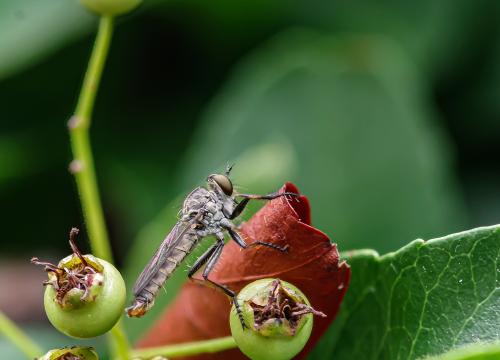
<box><xmin>230</xmin><ymin>278</ymin><xmax>325</xmax><ymax>360</ymax></box>
<box><xmin>37</xmin><ymin>346</ymin><xmax>98</xmax><ymax>360</ymax></box>
<box><xmin>32</xmin><ymin>228</ymin><xmax>126</xmax><ymax>338</ymax></box>
<box><xmin>80</xmin><ymin>0</ymin><xmax>142</xmax><ymax>16</ymax></box>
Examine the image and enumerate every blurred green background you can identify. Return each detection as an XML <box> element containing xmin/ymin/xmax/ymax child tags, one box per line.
<box><xmin>1</xmin><ymin>0</ymin><xmax>500</xmax><ymax>358</ymax></box>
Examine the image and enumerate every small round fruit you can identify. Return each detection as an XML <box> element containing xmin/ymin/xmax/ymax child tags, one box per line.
<box><xmin>230</xmin><ymin>278</ymin><xmax>323</xmax><ymax>360</ymax></box>
<box><xmin>43</xmin><ymin>254</ymin><xmax>126</xmax><ymax>338</ymax></box>
<box><xmin>38</xmin><ymin>346</ymin><xmax>98</xmax><ymax>360</ymax></box>
<box><xmin>80</xmin><ymin>0</ymin><xmax>142</xmax><ymax>16</ymax></box>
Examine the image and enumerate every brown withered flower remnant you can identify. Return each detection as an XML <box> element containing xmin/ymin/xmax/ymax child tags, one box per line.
<box><xmin>138</xmin><ymin>183</ymin><xmax>351</xmax><ymax>359</ymax></box>
<box><xmin>250</xmin><ymin>279</ymin><xmax>327</xmax><ymax>336</ymax></box>
<box><xmin>31</xmin><ymin>228</ymin><xmax>104</xmax><ymax>308</ymax></box>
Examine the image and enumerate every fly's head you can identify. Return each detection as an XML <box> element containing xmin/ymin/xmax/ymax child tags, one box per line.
<box><xmin>207</xmin><ymin>172</ymin><xmax>233</xmax><ymax>199</ymax></box>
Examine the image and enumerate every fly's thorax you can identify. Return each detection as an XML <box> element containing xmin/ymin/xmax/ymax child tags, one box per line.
<box><xmin>183</xmin><ymin>186</ymin><xmax>229</xmax><ymax>220</ymax></box>
<box><xmin>182</xmin><ymin>187</ymin><xmax>211</xmax><ymax>215</ymax></box>
<box><xmin>180</xmin><ymin>186</ymin><xmax>237</xmax><ymax>236</ymax></box>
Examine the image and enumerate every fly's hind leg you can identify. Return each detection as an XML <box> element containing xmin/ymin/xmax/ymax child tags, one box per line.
<box><xmin>187</xmin><ymin>234</ymin><xmax>247</xmax><ymax>328</ymax></box>
<box><xmin>200</xmin><ymin>239</ymin><xmax>247</xmax><ymax>329</ymax></box>
<box><xmin>187</xmin><ymin>242</ymin><xmax>219</xmax><ymax>278</ymax></box>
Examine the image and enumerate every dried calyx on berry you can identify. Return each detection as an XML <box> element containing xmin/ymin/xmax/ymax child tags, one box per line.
<box><xmin>230</xmin><ymin>278</ymin><xmax>326</xmax><ymax>360</ymax></box>
<box><xmin>31</xmin><ymin>228</ymin><xmax>125</xmax><ymax>338</ymax></box>
<box><xmin>250</xmin><ymin>279</ymin><xmax>326</xmax><ymax>337</ymax></box>
<box><xmin>31</xmin><ymin>228</ymin><xmax>104</xmax><ymax>309</ymax></box>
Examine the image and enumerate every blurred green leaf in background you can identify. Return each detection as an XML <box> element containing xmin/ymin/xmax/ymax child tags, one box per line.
<box><xmin>123</xmin><ymin>28</ymin><xmax>469</xmax><ymax>340</ymax></box>
<box><xmin>175</xmin><ymin>30</ymin><xmax>467</xmax><ymax>252</ymax></box>
<box><xmin>1</xmin><ymin>0</ymin><xmax>500</xmax><ymax>358</ymax></box>
<box><xmin>0</xmin><ymin>0</ymin><xmax>94</xmax><ymax>81</ymax></box>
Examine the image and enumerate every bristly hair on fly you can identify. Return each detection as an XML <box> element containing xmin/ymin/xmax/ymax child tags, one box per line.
<box><xmin>225</xmin><ymin>163</ymin><xmax>234</xmax><ymax>176</ymax></box>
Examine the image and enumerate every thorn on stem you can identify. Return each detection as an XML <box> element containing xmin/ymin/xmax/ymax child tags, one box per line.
<box><xmin>69</xmin><ymin>160</ymin><xmax>84</xmax><ymax>174</ymax></box>
<box><xmin>67</xmin><ymin>115</ymin><xmax>82</xmax><ymax>129</ymax></box>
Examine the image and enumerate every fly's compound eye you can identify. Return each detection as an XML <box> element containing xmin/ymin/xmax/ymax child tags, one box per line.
<box><xmin>212</xmin><ymin>174</ymin><xmax>233</xmax><ymax>196</ymax></box>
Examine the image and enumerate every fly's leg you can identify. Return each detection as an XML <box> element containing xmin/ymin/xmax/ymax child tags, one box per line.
<box><xmin>230</xmin><ymin>191</ymin><xmax>299</xmax><ymax>219</ymax></box>
<box><xmin>186</xmin><ymin>233</ymin><xmax>247</xmax><ymax>328</ymax></box>
<box><xmin>201</xmin><ymin>243</ymin><xmax>233</xmax><ymax>296</ymax></box>
<box><xmin>228</xmin><ymin>198</ymin><xmax>250</xmax><ymax>220</ymax></box>
<box><xmin>238</xmin><ymin>191</ymin><xmax>299</xmax><ymax>200</ymax></box>
<box><xmin>227</xmin><ymin>228</ymin><xmax>288</xmax><ymax>252</ymax></box>
<box><xmin>198</xmin><ymin>240</ymin><xmax>247</xmax><ymax>329</ymax></box>
<box><xmin>187</xmin><ymin>242</ymin><xmax>219</xmax><ymax>278</ymax></box>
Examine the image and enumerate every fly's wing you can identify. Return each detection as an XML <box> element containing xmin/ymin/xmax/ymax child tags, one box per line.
<box><xmin>132</xmin><ymin>220</ymin><xmax>193</xmax><ymax>295</ymax></box>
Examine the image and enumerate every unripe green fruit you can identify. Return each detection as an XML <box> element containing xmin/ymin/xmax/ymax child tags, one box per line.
<box><xmin>80</xmin><ymin>0</ymin><xmax>142</xmax><ymax>16</ymax></box>
<box><xmin>38</xmin><ymin>346</ymin><xmax>98</xmax><ymax>360</ymax></box>
<box><xmin>43</xmin><ymin>254</ymin><xmax>126</xmax><ymax>338</ymax></box>
<box><xmin>230</xmin><ymin>279</ymin><xmax>319</xmax><ymax>360</ymax></box>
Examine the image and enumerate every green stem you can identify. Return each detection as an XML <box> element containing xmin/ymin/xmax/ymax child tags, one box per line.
<box><xmin>0</xmin><ymin>311</ymin><xmax>42</xmax><ymax>359</ymax></box>
<box><xmin>69</xmin><ymin>15</ymin><xmax>114</xmax><ymax>263</ymax></box>
<box><xmin>131</xmin><ymin>336</ymin><xmax>237</xmax><ymax>359</ymax></box>
<box><xmin>69</xmin><ymin>15</ymin><xmax>130</xmax><ymax>359</ymax></box>
<box><xmin>109</xmin><ymin>321</ymin><xmax>131</xmax><ymax>360</ymax></box>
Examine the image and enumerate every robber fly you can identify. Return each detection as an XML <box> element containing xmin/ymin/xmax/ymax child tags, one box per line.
<box><xmin>126</xmin><ymin>166</ymin><xmax>297</xmax><ymax>322</ymax></box>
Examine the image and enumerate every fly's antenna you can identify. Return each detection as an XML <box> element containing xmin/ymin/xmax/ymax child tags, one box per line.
<box><xmin>226</xmin><ymin>163</ymin><xmax>234</xmax><ymax>176</ymax></box>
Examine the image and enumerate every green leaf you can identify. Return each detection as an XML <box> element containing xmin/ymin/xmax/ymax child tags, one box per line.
<box><xmin>0</xmin><ymin>0</ymin><xmax>94</xmax><ymax>80</ymax></box>
<box><xmin>289</xmin><ymin>0</ymin><xmax>492</xmax><ymax>79</ymax></box>
<box><xmin>310</xmin><ymin>225</ymin><xmax>500</xmax><ymax>359</ymax></box>
<box><xmin>424</xmin><ymin>342</ymin><xmax>500</xmax><ymax>360</ymax></box>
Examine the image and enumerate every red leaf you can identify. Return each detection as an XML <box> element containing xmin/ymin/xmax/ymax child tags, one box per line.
<box><xmin>137</xmin><ymin>183</ymin><xmax>351</xmax><ymax>359</ymax></box>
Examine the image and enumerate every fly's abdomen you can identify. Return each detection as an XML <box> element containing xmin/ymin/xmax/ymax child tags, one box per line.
<box><xmin>141</xmin><ymin>239</ymin><xmax>195</xmax><ymax>298</ymax></box>
<box><xmin>126</xmin><ymin>234</ymin><xmax>199</xmax><ymax>317</ymax></box>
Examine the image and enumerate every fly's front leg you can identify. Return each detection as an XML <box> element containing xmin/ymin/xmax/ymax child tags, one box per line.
<box><xmin>230</xmin><ymin>191</ymin><xmax>299</xmax><ymax>219</ymax></box>
<box><xmin>229</xmin><ymin>198</ymin><xmax>250</xmax><ymax>220</ymax></box>
<box><xmin>227</xmin><ymin>228</ymin><xmax>288</xmax><ymax>252</ymax></box>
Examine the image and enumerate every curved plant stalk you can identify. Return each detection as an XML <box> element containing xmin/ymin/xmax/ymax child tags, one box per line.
<box><xmin>130</xmin><ymin>336</ymin><xmax>237</xmax><ymax>359</ymax></box>
<box><xmin>69</xmin><ymin>15</ymin><xmax>114</xmax><ymax>264</ymax></box>
<box><xmin>0</xmin><ymin>311</ymin><xmax>42</xmax><ymax>359</ymax></box>
<box><xmin>69</xmin><ymin>15</ymin><xmax>130</xmax><ymax>360</ymax></box>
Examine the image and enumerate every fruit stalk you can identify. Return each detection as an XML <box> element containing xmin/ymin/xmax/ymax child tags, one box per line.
<box><xmin>69</xmin><ymin>15</ymin><xmax>114</xmax><ymax>264</ymax></box>
<box><xmin>130</xmin><ymin>336</ymin><xmax>237</xmax><ymax>359</ymax></box>
<box><xmin>68</xmin><ymin>15</ymin><xmax>129</xmax><ymax>359</ymax></box>
<box><xmin>0</xmin><ymin>311</ymin><xmax>42</xmax><ymax>359</ymax></box>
